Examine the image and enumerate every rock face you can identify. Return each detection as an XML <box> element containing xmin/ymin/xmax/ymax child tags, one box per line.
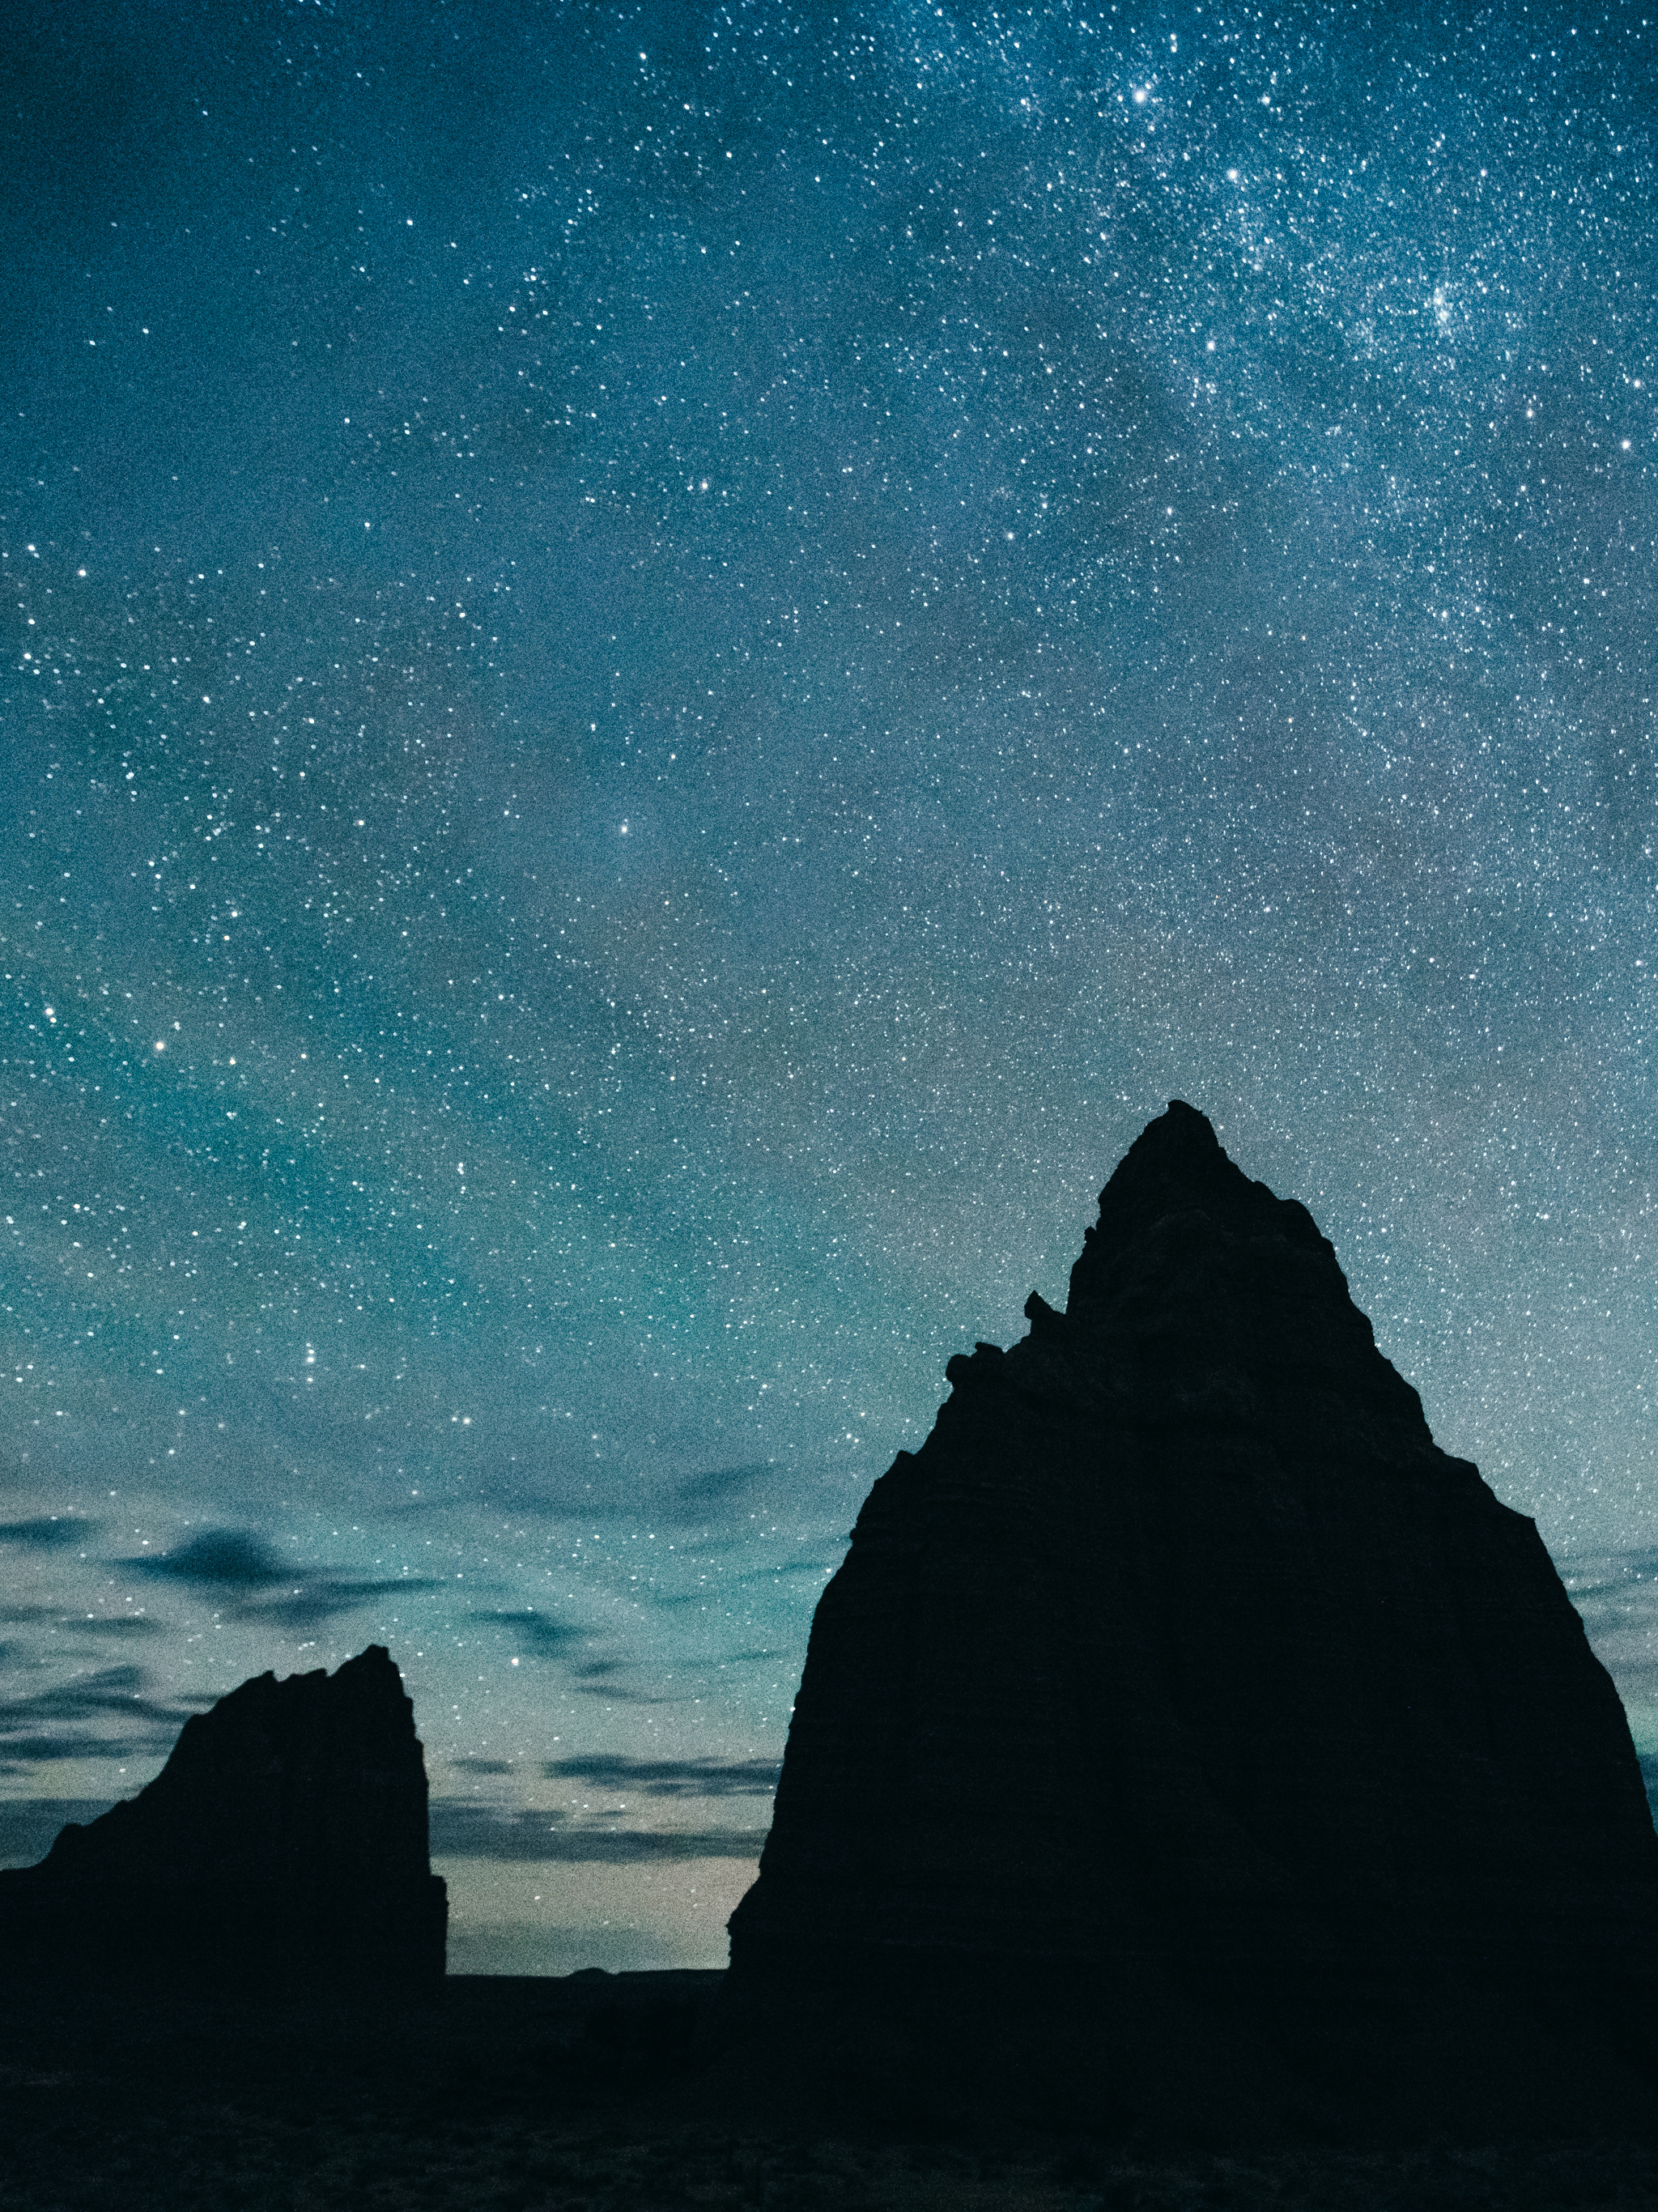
<box><xmin>726</xmin><ymin>1104</ymin><xmax>1658</xmax><ymax>2131</ymax></box>
<box><xmin>0</xmin><ymin>1644</ymin><xmax>446</xmax><ymax>1984</ymax></box>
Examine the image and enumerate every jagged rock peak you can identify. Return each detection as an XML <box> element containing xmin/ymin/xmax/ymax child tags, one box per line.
<box><xmin>0</xmin><ymin>1644</ymin><xmax>446</xmax><ymax>1984</ymax></box>
<box><xmin>938</xmin><ymin>1100</ymin><xmax>1429</xmax><ymax>1470</ymax></box>
<box><xmin>1069</xmin><ymin>1099</ymin><xmax>1327</xmax><ymax>1304</ymax></box>
<box><xmin>725</xmin><ymin>1108</ymin><xmax>1658</xmax><ymax>2133</ymax></box>
<box><xmin>41</xmin><ymin>1642</ymin><xmax>432</xmax><ymax>1890</ymax></box>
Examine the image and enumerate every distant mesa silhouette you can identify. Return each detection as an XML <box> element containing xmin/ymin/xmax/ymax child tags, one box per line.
<box><xmin>726</xmin><ymin>1102</ymin><xmax>1658</xmax><ymax>2133</ymax></box>
<box><xmin>0</xmin><ymin>1644</ymin><xmax>445</xmax><ymax>1986</ymax></box>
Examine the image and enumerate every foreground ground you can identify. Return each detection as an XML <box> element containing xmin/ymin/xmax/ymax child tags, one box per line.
<box><xmin>4</xmin><ymin>1972</ymin><xmax>1658</xmax><ymax>2210</ymax></box>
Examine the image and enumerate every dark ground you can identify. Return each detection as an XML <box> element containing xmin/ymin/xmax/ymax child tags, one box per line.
<box><xmin>5</xmin><ymin>1971</ymin><xmax>1658</xmax><ymax>2210</ymax></box>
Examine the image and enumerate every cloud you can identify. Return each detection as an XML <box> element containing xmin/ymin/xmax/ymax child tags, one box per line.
<box><xmin>1559</xmin><ymin>1546</ymin><xmax>1658</xmax><ymax>1603</ymax></box>
<box><xmin>1559</xmin><ymin>1551</ymin><xmax>1658</xmax><ymax>1704</ymax></box>
<box><xmin>131</xmin><ymin>1529</ymin><xmax>288</xmax><ymax>1588</ymax></box>
<box><xmin>62</xmin><ymin>1615</ymin><xmax>166</xmax><ymax>1640</ymax></box>
<box><xmin>738</xmin><ymin>1564</ymin><xmax>841</xmax><ymax>1593</ymax></box>
<box><xmin>0</xmin><ymin>1517</ymin><xmax>98</xmax><ymax>1550</ymax></box>
<box><xmin>450</xmin><ymin>1756</ymin><xmax>517</xmax><ymax>1776</ymax></box>
<box><xmin>0</xmin><ymin>1736</ymin><xmax>155</xmax><ymax>1769</ymax></box>
<box><xmin>569</xmin><ymin>1661</ymin><xmax>691</xmax><ymax>1706</ymax></box>
<box><xmin>127</xmin><ymin>1528</ymin><xmax>441</xmax><ymax>1628</ymax></box>
<box><xmin>666</xmin><ymin>1462</ymin><xmax>773</xmax><ymax>1514</ymax></box>
<box><xmin>0</xmin><ymin>1665</ymin><xmax>205</xmax><ymax>1773</ymax></box>
<box><xmin>243</xmin><ymin>1578</ymin><xmax>444</xmax><ymax>1631</ymax></box>
<box><xmin>428</xmin><ymin>1801</ymin><xmax>768</xmax><ymax>1863</ymax></box>
<box><xmin>471</xmin><ymin>1608</ymin><xmax>580</xmax><ymax>1653</ymax></box>
<box><xmin>544</xmin><ymin>1755</ymin><xmax>780</xmax><ymax>1798</ymax></box>
<box><xmin>3</xmin><ymin>1663</ymin><xmax>164</xmax><ymax>1717</ymax></box>
<box><xmin>0</xmin><ymin>1605</ymin><xmax>166</xmax><ymax>1641</ymax></box>
<box><xmin>674</xmin><ymin>1461</ymin><xmax>772</xmax><ymax>1499</ymax></box>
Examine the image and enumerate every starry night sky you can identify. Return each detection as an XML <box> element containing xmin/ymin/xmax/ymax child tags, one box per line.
<box><xmin>2</xmin><ymin>0</ymin><xmax>1656</xmax><ymax>1972</ymax></box>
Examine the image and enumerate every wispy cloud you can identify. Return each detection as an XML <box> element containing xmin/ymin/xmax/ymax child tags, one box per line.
<box><xmin>428</xmin><ymin>1802</ymin><xmax>767</xmax><ymax>1863</ymax></box>
<box><xmin>738</xmin><ymin>1559</ymin><xmax>840</xmax><ymax>1585</ymax></box>
<box><xmin>246</xmin><ymin>1579</ymin><xmax>445</xmax><ymax>1631</ymax></box>
<box><xmin>569</xmin><ymin>1661</ymin><xmax>691</xmax><ymax>1706</ymax></box>
<box><xmin>470</xmin><ymin>1608</ymin><xmax>580</xmax><ymax>1652</ymax></box>
<box><xmin>1557</xmin><ymin>1551</ymin><xmax>1658</xmax><ymax>1739</ymax></box>
<box><xmin>667</xmin><ymin>1462</ymin><xmax>772</xmax><ymax>1512</ymax></box>
<box><xmin>128</xmin><ymin>1527</ymin><xmax>442</xmax><ymax>1628</ymax></box>
<box><xmin>544</xmin><ymin>1755</ymin><xmax>780</xmax><ymax>1798</ymax></box>
<box><xmin>1</xmin><ymin>1602</ymin><xmax>168</xmax><ymax>1640</ymax></box>
<box><xmin>0</xmin><ymin>1665</ymin><xmax>205</xmax><ymax>1773</ymax></box>
<box><xmin>1560</xmin><ymin>1546</ymin><xmax>1658</xmax><ymax>1603</ymax></box>
<box><xmin>130</xmin><ymin>1529</ymin><xmax>289</xmax><ymax>1588</ymax></box>
<box><xmin>62</xmin><ymin>1616</ymin><xmax>165</xmax><ymax>1640</ymax></box>
<box><xmin>0</xmin><ymin>1517</ymin><xmax>99</xmax><ymax>1550</ymax></box>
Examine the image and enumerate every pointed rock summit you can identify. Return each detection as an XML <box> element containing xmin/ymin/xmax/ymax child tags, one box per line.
<box><xmin>727</xmin><ymin>1104</ymin><xmax>1658</xmax><ymax>2131</ymax></box>
<box><xmin>1</xmin><ymin>1645</ymin><xmax>446</xmax><ymax>1984</ymax></box>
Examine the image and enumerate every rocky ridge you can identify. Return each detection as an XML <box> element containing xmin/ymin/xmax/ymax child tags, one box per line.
<box><xmin>726</xmin><ymin>1102</ymin><xmax>1658</xmax><ymax>2130</ymax></box>
<box><xmin>0</xmin><ymin>1643</ymin><xmax>446</xmax><ymax>1984</ymax></box>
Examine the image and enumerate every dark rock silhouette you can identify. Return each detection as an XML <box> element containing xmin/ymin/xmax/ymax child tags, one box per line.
<box><xmin>0</xmin><ymin>1644</ymin><xmax>446</xmax><ymax>1984</ymax></box>
<box><xmin>726</xmin><ymin>1103</ymin><xmax>1658</xmax><ymax>2133</ymax></box>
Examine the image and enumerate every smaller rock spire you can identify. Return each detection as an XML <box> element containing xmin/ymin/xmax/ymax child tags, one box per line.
<box><xmin>0</xmin><ymin>1645</ymin><xmax>447</xmax><ymax>1986</ymax></box>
